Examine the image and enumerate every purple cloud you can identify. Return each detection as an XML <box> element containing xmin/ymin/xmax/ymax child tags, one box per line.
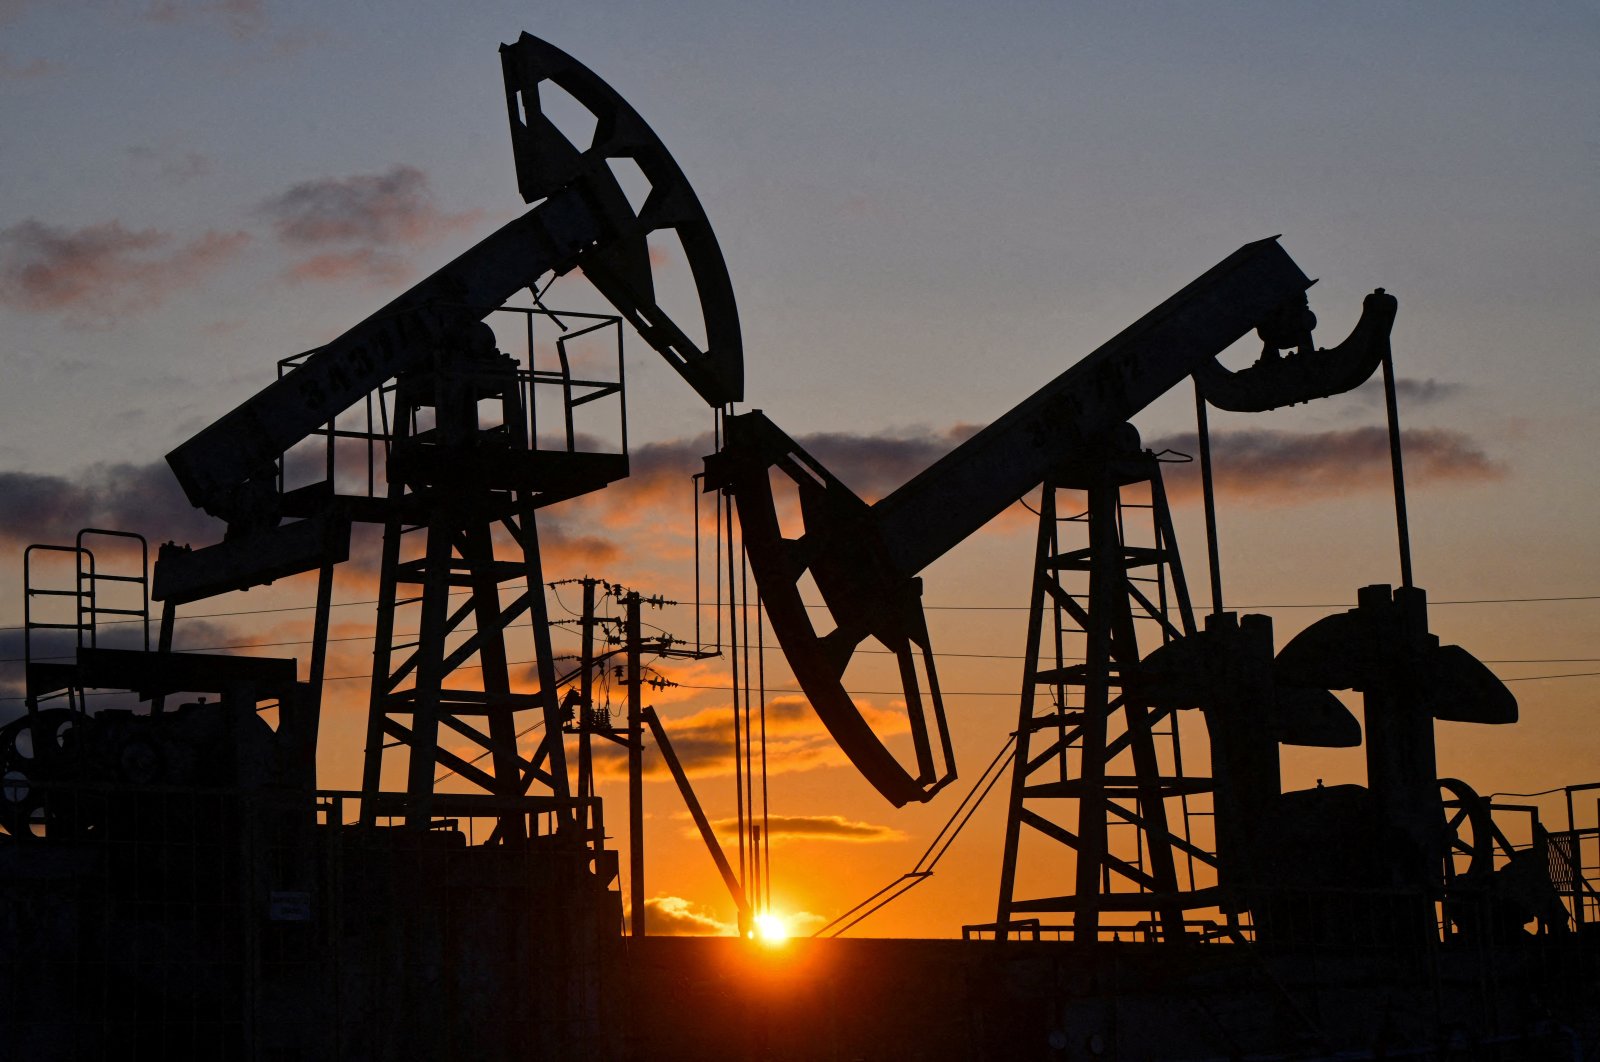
<box><xmin>0</xmin><ymin>219</ymin><xmax>249</xmax><ymax>322</ymax></box>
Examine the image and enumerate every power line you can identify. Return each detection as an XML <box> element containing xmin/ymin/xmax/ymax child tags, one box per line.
<box><xmin>905</xmin><ymin>594</ymin><xmax>1600</xmax><ymax>612</ymax></box>
<box><xmin>0</xmin><ymin>595</ymin><xmax>396</xmax><ymax>632</ymax></box>
<box><xmin>5</xmin><ymin>591</ymin><xmax>1599</xmax><ymax>633</ymax></box>
<box><xmin>1502</xmin><ymin>671</ymin><xmax>1600</xmax><ymax>683</ymax></box>
<box><xmin>669</xmin><ymin>672</ymin><xmax>1600</xmax><ymax>696</ymax></box>
<box><xmin>1</xmin><ymin>646</ymin><xmax>639</xmax><ymax>703</ymax></box>
<box><xmin>9</xmin><ymin>633</ymin><xmax>1599</xmax><ymax>669</ymax></box>
<box><xmin>9</xmin><ymin>666</ymin><xmax>1599</xmax><ymax>705</ymax></box>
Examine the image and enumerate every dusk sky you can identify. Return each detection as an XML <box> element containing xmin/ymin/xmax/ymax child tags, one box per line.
<box><xmin>2</xmin><ymin>3</ymin><xmax>1597</xmax><ymax>937</ymax></box>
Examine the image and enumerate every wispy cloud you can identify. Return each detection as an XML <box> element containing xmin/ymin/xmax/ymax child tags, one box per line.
<box><xmin>0</xmin><ymin>52</ymin><xmax>57</xmax><ymax>80</ymax></box>
<box><xmin>0</xmin><ymin>460</ymin><xmax>222</xmax><ymax>550</ymax></box>
<box><xmin>139</xmin><ymin>0</ymin><xmax>265</xmax><ymax>40</ymax></box>
<box><xmin>282</xmin><ymin>249</ymin><xmax>412</xmax><ymax>287</ymax></box>
<box><xmin>708</xmin><ymin>813</ymin><xmax>905</xmax><ymax>844</ymax></box>
<box><xmin>259</xmin><ymin>166</ymin><xmax>457</xmax><ymax>245</ymax></box>
<box><xmin>583</xmin><ymin>695</ymin><xmax>911</xmax><ymax>782</ymax></box>
<box><xmin>798</xmin><ymin>424</ymin><xmax>981</xmax><ymax>502</ymax></box>
<box><xmin>539</xmin><ymin>518</ymin><xmax>623</xmax><ymax>569</ymax></box>
<box><xmin>635</xmin><ymin>895</ymin><xmax>733</xmax><ymax>936</ymax></box>
<box><xmin>1351</xmin><ymin>376</ymin><xmax>1466</xmax><ymax>407</ymax></box>
<box><xmin>257</xmin><ymin>165</ymin><xmax>480</xmax><ymax>285</ymax></box>
<box><xmin>0</xmin><ymin>219</ymin><xmax>249</xmax><ymax>323</ymax></box>
<box><xmin>572</xmin><ymin>416</ymin><xmax>1496</xmax><ymax>547</ymax></box>
<box><xmin>1150</xmin><ymin>426</ymin><xmax>1504</xmax><ymax>504</ymax></box>
<box><xmin>0</xmin><ymin>0</ymin><xmax>40</xmax><ymax>25</ymax></box>
<box><xmin>0</xmin><ymin>418</ymin><xmax>1491</xmax><ymax>622</ymax></box>
<box><xmin>572</xmin><ymin>423</ymin><xmax>982</xmax><ymax>540</ymax></box>
<box><xmin>0</xmin><ymin>450</ymin><xmax>624</xmax><ymax>610</ymax></box>
<box><xmin>127</xmin><ymin>145</ymin><xmax>212</xmax><ymax>185</ymax></box>
<box><xmin>30</xmin><ymin>0</ymin><xmax>328</xmax><ymax>55</ymax></box>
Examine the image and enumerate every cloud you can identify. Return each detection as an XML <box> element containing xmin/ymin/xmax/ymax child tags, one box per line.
<box><xmin>521</xmin><ymin>421</ymin><xmax>1034</xmax><ymax>604</ymax></box>
<box><xmin>1148</xmin><ymin>426</ymin><xmax>1504</xmax><ymax>504</ymax></box>
<box><xmin>127</xmin><ymin>146</ymin><xmax>212</xmax><ymax>184</ymax></box>
<box><xmin>0</xmin><ymin>220</ymin><xmax>249</xmax><ymax>322</ymax></box>
<box><xmin>282</xmin><ymin>248</ymin><xmax>413</xmax><ymax>287</ymax></box>
<box><xmin>98</xmin><ymin>1</ymin><xmax>319</xmax><ymax>53</ymax></box>
<box><xmin>707</xmin><ymin>813</ymin><xmax>905</xmax><ymax>844</ymax></box>
<box><xmin>798</xmin><ymin>425</ymin><xmax>981</xmax><ymax>502</ymax></box>
<box><xmin>258</xmin><ymin>166</ymin><xmax>482</xmax><ymax>286</ymax></box>
<box><xmin>635</xmin><ymin>895</ymin><xmax>734</xmax><ymax>936</ymax></box>
<box><xmin>548</xmin><ymin>419</ymin><xmax>1495</xmax><ymax>571</ymax></box>
<box><xmin>568</xmin><ymin>422</ymin><xmax>983</xmax><ymax>540</ymax></box>
<box><xmin>635</xmin><ymin>895</ymin><xmax>823</xmax><ymax>939</ymax></box>
<box><xmin>540</xmin><ymin>523</ymin><xmax>622</xmax><ymax>568</ymax></box>
<box><xmin>259</xmin><ymin>166</ymin><xmax>480</xmax><ymax>248</ymax></box>
<box><xmin>0</xmin><ymin>451</ymin><xmax>617</xmax><ymax>615</ymax></box>
<box><xmin>0</xmin><ymin>1</ymin><xmax>38</xmax><ymax>25</ymax></box>
<box><xmin>1352</xmin><ymin>377</ymin><xmax>1466</xmax><ymax>407</ymax></box>
<box><xmin>584</xmin><ymin>695</ymin><xmax>911</xmax><ymax>782</ymax></box>
<box><xmin>140</xmin><ymin>0</ymin><xmax>264</xmax><ymax>40</ymax></box>
<box><xmin>786</xmin><ymin>910</ymin><xmax>828</xmax><ymax>935</ymax></box>
<box><xmin>0</xmin><ymin>460</ymin><xmax>222</xmax><ymax>551</ymax></box>
<box><xmin>605</xmin><ymin>418</ymin><xmax>1493</xmax><ymax>523</ymax></box>
<box><xmin>0</xmin><ymin>53</ymin><xmax>57</xmax><ymax>81</ymax></box>
<box><xmin>591</xmin><ymin>433</ymin><xmax>712</xmax><ymax>521</ymax></box>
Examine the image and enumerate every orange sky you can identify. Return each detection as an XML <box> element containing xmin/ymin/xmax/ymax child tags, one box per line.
<box><xmin>2</xmin><ymin>6</ymin><xmax>1597</xmax><ymax>939</ymax></box>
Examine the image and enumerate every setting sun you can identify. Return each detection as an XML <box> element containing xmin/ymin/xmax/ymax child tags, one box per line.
<box><xmin>753</xmin><ymin>912</ymin><xmax>791</xmax><ymax>944</ymax></box>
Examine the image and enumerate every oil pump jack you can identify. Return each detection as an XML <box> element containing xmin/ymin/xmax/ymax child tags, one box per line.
<box><xmin>7</xmin><ymin>31</ymin><xmax>1553</xmax><ymax>951</ymax></box>
<box><xmin>711</xmin><ymin>244</ymin><xmax>1530</xmax><ymax>943</ymax></box>
<box><xmin>5</xmin><ymin>34</ymin><xmax>748</xmax><ymax>1058</ymax></box>
<box><xmin>150</xmin><ymin>33</ymin><xmax>744</xmax><ymax>842</ymax></box>
<box><xmin>9</xmin><ymin>27</ymin><xmax>1595</xmax><ymax>1062</ymax></box>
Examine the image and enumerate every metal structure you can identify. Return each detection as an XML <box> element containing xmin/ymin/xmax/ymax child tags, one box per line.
<box><xmin>148</xmin><ymin>33</ymin><xmax>744</xmax><ymax>846</ymax></box>
<box><xmin>713</xmin><ymin>237</ymin><xmax>1347</xmax><ymax>806</ymax></box>
<box><xmin>345</xmin><ymin>309</ymin><xmax>621</xmax><ymax>836</ymax></box>
<box><xmin>992</xmin><ymin>446</ymin><xmax>1214</xmax><ymax>942</ymax></box>
<box><xmin>548</xmin><ymin>577</ymin><xmax>750</xmax><ymax>936</ymax></box>
<box><xmin>2</xmin><ymin>33</ymin><xmax>750</xmax><ymax>1059</ymax></box>
<box><xmin>4</xmin><ymin>29</ymin><xmax>1600</xmax><ymax>1061</ymax></box>
<box><xmin>716</xmin><ymin>245</ymin><xmax>1564</xmax><ymax>950</ymax></box>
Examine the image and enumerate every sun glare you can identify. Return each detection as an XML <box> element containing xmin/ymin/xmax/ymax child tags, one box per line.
<box><xmin>753</xmin><ymin>912</ymin><xmax>790</xmax><ymax>944</ymax></box>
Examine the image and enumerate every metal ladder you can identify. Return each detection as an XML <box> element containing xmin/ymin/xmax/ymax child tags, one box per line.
<box><xmin>23</xmin><ymin>528</ymin><xmax>150</xmax><ymax>714</ymax></box>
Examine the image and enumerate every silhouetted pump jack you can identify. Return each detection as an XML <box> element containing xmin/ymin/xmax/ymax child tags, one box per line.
<box><xmin>714</xmin><ymin>239</ymin><xmax>1530</xmax><ymax>944</ymax></box>
<box><xmin>147</xmin><ymin>33</ymin><xmax>745</xmax><ymax>836</ymax></box>
<box><xmin>709</xmin><ymin>238</ymin><xmax>1393</xmax><ymax>808</ymax></box>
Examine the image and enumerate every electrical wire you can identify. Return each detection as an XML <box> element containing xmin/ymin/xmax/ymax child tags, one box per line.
<box><xmin>814</xmin><ymin>732</ymin><xmax>1018</xmax><ymax>938</ymax></box>
<box><xmin>1486</xmin><ymin>786</ymin><xmax>1579</xmax><ymax>800</ymax></box>
<box><xmin>6</xmin><ymin>591</ymin><xmax>1598</xmax><ymax>633</ymax></box>
<box><xmin>7</xmin><ymin>661</ymin><xmax>1600</xmax><ymax>705</ymax></box>
<box><xmin>9</xmin><ymin>634</ymin><xmax>1597</xmax><ymax>669</ymax></box>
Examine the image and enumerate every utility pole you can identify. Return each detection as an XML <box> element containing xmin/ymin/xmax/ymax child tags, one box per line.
<box><xmin>591</xmin><ymin>581</ymin><xmax>730</xmax><ymax>937</ymax></box>
<box><xmin>626</xmin><ymin>590</ymin><xmax>644</xmax><ymax>937</ymax></box>
<box><xmin>577</xmin><ymin>577</ymin><xmax>598</xmax><ymax>803</ymax></box>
